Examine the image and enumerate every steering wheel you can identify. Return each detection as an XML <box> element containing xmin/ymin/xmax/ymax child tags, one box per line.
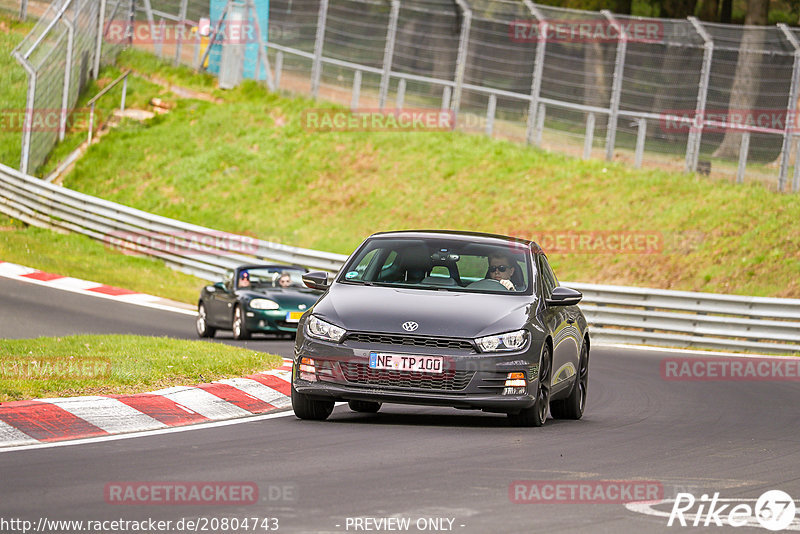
<box><xmin>465</xmin><ymin>278</ymin><xmax>508</xmax><ymax>290</ymax></box>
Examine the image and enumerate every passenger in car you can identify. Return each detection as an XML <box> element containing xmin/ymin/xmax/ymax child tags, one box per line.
<box><xmin>278</xmin><ymin>272</ymin><xmax>293</xmax><ymax>288</ymax></box>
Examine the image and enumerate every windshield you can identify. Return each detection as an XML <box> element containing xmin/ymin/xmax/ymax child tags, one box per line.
<box><xmin>237</xmin><ymin>267</ymin><xmax>306</xmax><ymax>289</ymax></box>
<box><xmin>339</xmin><ymin>237</ymin><xmax>533</xmax><ymax>294</ymax></box>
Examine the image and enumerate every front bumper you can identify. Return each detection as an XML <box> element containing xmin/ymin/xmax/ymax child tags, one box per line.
<box><xmin>293</xmin><ymin>334</ymin><xmax>541</xmax><ymax>413</ymax></box>
<box><xmin>245</xmin><ymin>309</ymin><xmax>301</xmax><ymax>333</ymax></box>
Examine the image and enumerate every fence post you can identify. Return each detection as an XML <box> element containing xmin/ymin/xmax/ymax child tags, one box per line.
<box><xmin>378</xmin><ymin>0</ymin><xmax>400</xmax><ymax>110</ymax></box>
<box><xmin>59</xmin><ymin>19</ymin><xmax>75</xmax><ymax>142</ymax></box>
<box><xmin>635</xmin><ymin>118</ymin><xmax>647</xmax><ymax>168</ymax></box>
<box><xmin>736</xmin><ymin>131</ymin><xmax>750</xmax><ymax>184</ymax></box>
<box><xmin>351</xmin><ymin>70</ymin><xmax>362</xmax><ymax>110</ymax></box>
<box><xmin>794</xmin><ymin>137</ymin><xmax>800</xmax><ymax>192</ymax></box>
<box><xmin>310</xmin><ymin>0</ymin><xmax>330</xmax><ymax>99</ymax></box>
<box><xmin>602</xmin><ymin>10</ymin><xmax>627</xmax><ymax>161</ymax></box>
<box><xmin>19</xmin><ymin>0</ymin><xmax>28</xmax><ymax>19</ymax></box>
<box><xmin>396</xmin><ymin>78</ymin><xmax>406</xmax><ymax>109</ymax></box>
<box><xmin>583</xmin><ymin>112</ymin><xmax>595</xmax><ymax>159</ymax></box>
<box><xmin>244</xmin><ymin>0</ymin><xmax>275</xmax><ymax>91</ymax></box>
<box><xmin>15</xmin><ymin>53</ymin><xmax>36</xmax><ymax>175</ymax></box>
<box><xmin>275</xmin><ymin>51</ymin><xmax>283</xmax><ymax>89</ymax></box>
<box><xmin>174</xmin><ymin>0</ymin><xmax>189</xmax><ymax>66</ymax></box>
<box><xmin>141</xmin><ymin>0</ymin><xmax>161</xmax><ymax>57</ymax></box>
<box><xmin>451</xmin><ymin>0</ymin><xmax>472</xmax><ymax>114</ymax></box>
<box><xmin>523</xmin><ymin>0</ymin><xmax>546</xmax><ymax>146</ymax></box>
<box><xmin>93</xmin><ymin>0</ymin><xmax>107</xmax><ymax>80</ymax></box>
<box><xmin>686</xmin><ymin>17</ymin><xmax>713</xmax><ymax>173</ymax></box>
<box><xmin>777</xmin><ymin>24</ymin><xmax>800</xmax><ymax>192</ymax></box>
<box><xmin>442</xmin><ymin>86</ymin><xmax>451</xmax><ymax>110</ymax></box>
<box><xmin>534</xmin><ymin>103</ymin><xmax>545</xmax><ymax>145</ymax></box>
<box><xmin>486</xmin><ymin>93</ymin><xmax>496</xmax><ymax>136</ymax></box>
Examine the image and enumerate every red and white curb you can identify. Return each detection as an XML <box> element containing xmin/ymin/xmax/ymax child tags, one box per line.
<box><xmin>0</xmin><ymin>260</ymin><xmax>195</xmax><ymax>315</ymax></box>
<box><xmin>0</xmin><ymin>359</ymin><xmax>294</xmax><ymax>448</ymax></box>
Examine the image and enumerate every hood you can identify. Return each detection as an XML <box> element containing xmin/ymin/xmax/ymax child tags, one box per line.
<box><xmin>312</xmin><ymin>284</ymin><xmax>534</xmax><ymax>338</ymax></box>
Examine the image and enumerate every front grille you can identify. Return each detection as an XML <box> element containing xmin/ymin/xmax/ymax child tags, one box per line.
<box><xmin>339</xmin><ymin>362</ymin><xmax>474</xmax><ymax>391</ymax></box>
<box><xmin>345</xmin><ymin>332</ymin><xmax>474</xmax><ymax>351</ymax></box>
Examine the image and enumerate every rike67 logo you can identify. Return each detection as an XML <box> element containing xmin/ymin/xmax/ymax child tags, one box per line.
<box><xmin>668</xmin><ymin>490</ymin><xmax>797</xmax><ymax>531</ymax></box>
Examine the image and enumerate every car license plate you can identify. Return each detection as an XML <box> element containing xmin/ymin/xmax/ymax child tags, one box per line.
<box><xmin>369</xmin><ymin>352</ymin><xmax>443</xmax><ymax>374</ymax></box>
<box><xmin>286</xmin><ymin>311</ymin><xmax>304</xmax><ymax>323</ymax></box>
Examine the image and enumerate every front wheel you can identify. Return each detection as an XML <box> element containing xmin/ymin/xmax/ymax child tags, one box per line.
<box><xmin>196</xmin><ymin>303</ymin><xmax>216</xmax><ymax>338</ymax></box>
<box><xmin>291</xmin><ymin>385</ymin><xmax>334</xmax><ymax>420</ymax></box>
<box><xmin>551</xmin><ymin>342</ymin><xmax>588</xmax><ymax>420</ymax></box>
<box><xmin>508</xmin><ymin>343</ymin><xmax>551</xmax><ymax>427</ymax></box>
<box><xmin>232</xmin><ymin>305</ymin><xmax>250</xmax><ymax>340</ymax></box>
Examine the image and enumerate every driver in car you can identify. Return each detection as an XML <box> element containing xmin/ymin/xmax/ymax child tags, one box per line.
<box><xmin>278</xmin><ymin>272</ymin><xmax>293</xmax><ymax>288</ymax></box>
<box><xmin>487</xmin><ymin>253</ymin><xmax>516</xmax><ymax>291</ymax></box>
<box><xmin>239</xmin><ymin>271</ymin><xmax>251</xmax><ymax>288</ymax></box>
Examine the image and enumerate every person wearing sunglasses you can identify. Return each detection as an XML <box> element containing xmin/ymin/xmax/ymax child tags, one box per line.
<box><xmin>487</xmin><ymin>253</ymin><xmax>516</xmax><ymax>291</ymax></box>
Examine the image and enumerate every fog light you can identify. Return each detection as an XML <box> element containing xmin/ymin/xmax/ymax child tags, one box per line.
<box><xmin>299</xmin><ymin>357</ymin><xmax>317</xmax><ymax>382</ymax></box>
<box><xmin>503</xmin><ymin>372</ymin><xmax>527</xmax><ymax>395</ymax></box>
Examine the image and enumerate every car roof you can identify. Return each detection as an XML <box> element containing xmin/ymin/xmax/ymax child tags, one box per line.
<box><xmin>367</xmin><ymin>230</ymin><xmax>541</xmax><ymax>252</ymax></box>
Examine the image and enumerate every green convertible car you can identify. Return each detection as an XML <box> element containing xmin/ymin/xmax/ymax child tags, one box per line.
<box><xmin>196</xmin><ymin>264</ymin><xmax>322</xmax><ymax>340</ymax></box>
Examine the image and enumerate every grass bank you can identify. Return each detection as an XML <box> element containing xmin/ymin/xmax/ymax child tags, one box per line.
<box><xmin>0</xmin><ymin>334</ymin><xmax>282</xmax><ymax>402</ymax></box>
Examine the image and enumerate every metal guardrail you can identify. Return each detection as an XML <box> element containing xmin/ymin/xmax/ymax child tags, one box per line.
<box><xmin>0</xmin><ymin>162</ymin><xmax>798</xmax><ymax>354</ymax></box>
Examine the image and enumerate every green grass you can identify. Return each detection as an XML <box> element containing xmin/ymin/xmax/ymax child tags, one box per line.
<box><xmin>50</xmin><ymin>51</ymin><xmax>800</xmax><ymax>299</ymax></box>
<box><xmin>0</xmin><ymin>16</ymin><xmax>36</xmax><ymax>169</ymax></box>
<box><xmin>0</xmin><ymin>334</ymin><xmax>282</xmax><ymax>402</ymax></box>
<box><xmin>0</xmin><ymin>213</ymin><xmax>204</xmax><ymax>303</ymax></box>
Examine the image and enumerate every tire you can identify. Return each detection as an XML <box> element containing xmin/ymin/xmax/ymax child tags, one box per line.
<box><xmin>232</xmin><ymin>305</ymin><xmax>251</xmax><ymax>340</ymax></box>
<box><xmin>291</xmin><ymin>385</ymin><xmax>334</xmax><ymax>421</ymax></box>
<box><xmin>196</xmin><ymin>303</ymin><xmax>216</xmax><ymax>338</ymax></box>
<box><xmin>348</xmin><ymin>400</ymin><xmax>381</xmax><ymax>413</ymax></box>
<box><xmin>551</xmin><ymin>342</ymin><xmax>588</xmax><ymax>420</ymax></box>
<box><xmin>508</xmin><ymin>343</ymin><xmax>551</xmax><ymax>427</ymax></box>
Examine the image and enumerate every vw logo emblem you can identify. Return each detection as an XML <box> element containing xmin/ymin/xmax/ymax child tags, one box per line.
<box><xmin>402</xmin><ymin>321</ymin><xmax>419</xmax><ymax>332</ymax></box>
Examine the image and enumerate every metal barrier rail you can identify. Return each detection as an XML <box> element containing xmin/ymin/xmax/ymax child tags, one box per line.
<box><xmin>0</xmin><ymin>161</ymin><xmax>797</xmax><ymax>354</ymax></box>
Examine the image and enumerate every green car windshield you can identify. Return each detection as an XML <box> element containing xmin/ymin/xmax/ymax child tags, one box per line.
<box><xmin>238</xmin><ymin>268</ymin><xmax>305</xmax><ymax>289</ymax></box>
<box><xmin>340</xmin><ymin>237</ymin><xmax>532</xmax><ymax>294</ymax></box>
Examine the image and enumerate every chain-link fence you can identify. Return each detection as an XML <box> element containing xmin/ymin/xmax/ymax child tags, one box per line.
<box><xmin>8</xmin><ymin>0</ymin><xmax>800</xmax><ymax>191</ymax></box>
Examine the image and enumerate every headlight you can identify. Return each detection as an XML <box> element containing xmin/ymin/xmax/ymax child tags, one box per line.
<box><xmin>249</xmin><ymin>298</ymin><xmax>280</xmax><ymax>310</ymax></box>
<box><xmin>306</xmin><ymin>315</ymin><xmax>346</xmax><ymax>343</ymax></box>
<box><xmin>476</xmin><ymin>329</ymin><xmax>528</xmax><ymax>352</ymax></box>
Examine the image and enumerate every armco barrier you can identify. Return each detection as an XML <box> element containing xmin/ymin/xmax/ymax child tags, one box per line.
<box><xmin>1</xmin><ymin>161</ymin><xmax>798</xmax><ymax>354</ymax></box>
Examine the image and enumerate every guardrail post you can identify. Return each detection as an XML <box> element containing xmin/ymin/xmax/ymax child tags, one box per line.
<box><xmin>777</xmin><ymin>24</ymin><xmax>800</xmax><ymax>192</ymax></box>
<box><xmin>686</xmin><ymin>17</ymin><xmax>713</xmax><ymax>173</ymax></box>
<box><xmin>523</xmin><ymin>0</ymin><xmax>547</xmax><ymax>146</ymax></box>
<box><xmin>635</xmin><ymin>118</ymin><xmax>646</xmax><ymax>168</ymax></box>
<box><xmin>486</xmin><ymin>93</ymin><xmax>496</xmax><ymax>136</ymax></box>
<box><xmin>59</xmin><ymin>19</ymin><xmax>75</xmax><ymax>142</ymax></box>
<box><xmin>583</xmin><ymin>112</ymin><xmax>595</xmax><ymax>159</ymax></box>
<box><xmin>602</xmin><ymin>10</ymin><xmax>627</xmax><ymax>161</ymax></box>
<box><xmin>310</xmin><ymin>0</ymin><xmax>329</xmax><ymax>99</ymax></box>
<box><xmin>451</xmin><ymin>0</ymin><xmax>472</xmax><ymax>114</ymax></box>
<box><xmin>395</xmin><ymin>78</ymin><xmax>406</xmax><ymax>109</ymax></box>
<box><xmin>88</xmin><ymin>102</ymin><xmax>96</xmax><ymax>143</ymax></box>
<box><xmin>174</xmin><ymin>0</ymin><xmax>189</xmax><ymax>66</ymax></box>
<box><xmin>737</xmin><ymin>131</ymin><xmax>750</xmax><ymax>184</ymax></box>
<box><xmin>378</xmin><ymin>0</ymin><xmax>399</xmax><ymax>110</ymax></box>
<box><xmin>19</xmin><ymin>0</ymin><xmax>28</xmax><ymax>20</ymax></box>
<box><xmin>93</xmin><ymin>0</ymin><xmax>107</xmax><ymax>80</ymax></box>
<box><xmin>275</xmin><ymin>51</ymin><xmax>283</xmax><ymax>89</ymax></box>
<box><xmin>351</xmin><ymin>70</ymin><xmax>362</xmax><ymax>110</ymax></box>
<box><xmin>121</xmin><ymin>72</ymin><xmax>128</xmax><ymax>112</ymax></box>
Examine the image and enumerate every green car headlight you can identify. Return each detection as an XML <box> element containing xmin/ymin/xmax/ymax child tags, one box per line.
<box><xmin>476</xmin><ymin>329</ymin><xmax>528</xmax><ymax>353</ymax></box>
<box><xmin>306</xmin><ymin>315</ymin><xmax>346</xmax><ymax>343</ymax></box>
<box><xmin>249</xmin><ymin>298</ymin><xmax>280</xmax><ymax>310</ymax></box>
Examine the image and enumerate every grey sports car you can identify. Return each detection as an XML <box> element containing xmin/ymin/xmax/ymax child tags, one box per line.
<box><xmin>291</xmin><ymin>230</ymin><xmax>590</xmax><ymax>427</ymax></box>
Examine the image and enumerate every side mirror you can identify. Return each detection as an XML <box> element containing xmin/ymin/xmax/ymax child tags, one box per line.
<box><xmin>205</xmin><ymin>284</ymin><xmax>217</xmax><ymax>293</ymax></box>
<box><xmin>303</xmin><ymin>271</ymin><xmax>331</xmax><ymax>290</ymax></box>
<box><xmin>546</xmin><ymin>286</ymin><xmax>583</xmax><ymax>307</ymax></box>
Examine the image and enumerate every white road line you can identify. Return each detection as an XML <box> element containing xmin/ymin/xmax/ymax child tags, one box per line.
<box><xmin>0</xmin><ymin>420</ymin><xmax>38</xmax><ymax>447</ymax></box>
<box><xmin>39</xmin><ymin>396</ymin><xmax>167</xmax><ymax>434</ymax></box>
<box><xmin>149</xmin><ymin>386</ymin><xmax>253</xmax><ymax>419</ymax></box>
